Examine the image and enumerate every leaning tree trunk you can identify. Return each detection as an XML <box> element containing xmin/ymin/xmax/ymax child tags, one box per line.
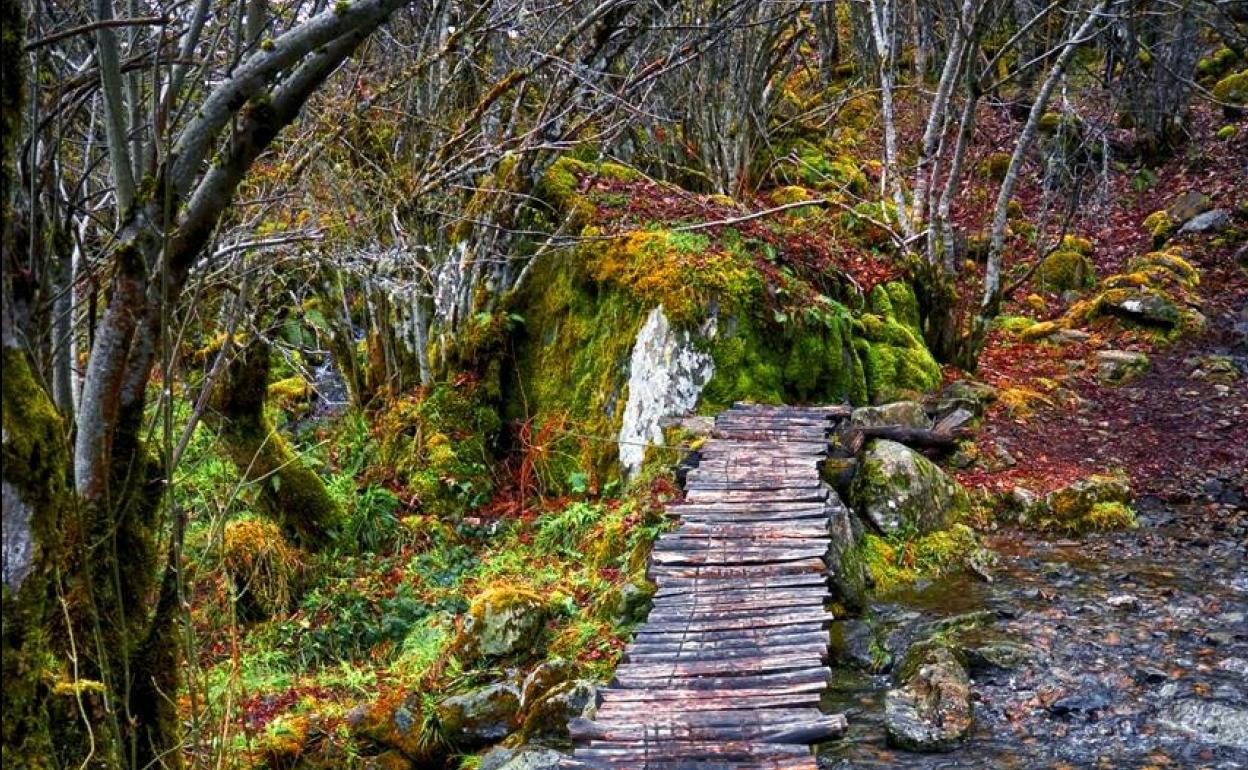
<box><xmin>206</xmin><ymin>338</ymin><xmax>341</xmax><ymax>551</ymax></box>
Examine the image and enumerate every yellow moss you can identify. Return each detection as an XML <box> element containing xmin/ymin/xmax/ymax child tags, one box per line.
<box><xmin>859</xmin><ymin>524</ymin><xmax>980</xmax><ymax>594</ymax></box>
<box><xmin>1036</xmin><ymin>250</ymin><xmax>1095</xmax><ymax>291</ymax></box>
<box><xmin>1143</xmin><ymin>210</ymin><xmax>1175</xmax><ymax>245</ymax></box>
<box><xmin>222</xmin><ymin>517</ymin><xmax>302</xmax><ymax>619</ymax></box>
<box><xmin>1019</xmin><ymin>320</ymin><xmax>1060</xmax><ymax>341</ymax></box>
<box><xmin>1086</xmin><ymin>502</ymin><xmax>1138</xmax><ymax>531</ymax></box>
<box><xmin>772</xmin><ymin>185</ymin><xmax>815</xmax><ymax>206</ymax></box>
<box><xmin>1006</xmin><ymin>199</ymin><xmax>1024</xmax><ymax>220</ymax></box>
<box><xmin>1061</xmin><ymin>235</ymin><xmax>1094</xmax><ymax>255</ymax></box>
<box><xmin>267</xmin><ymin>376</ymin><xmax>310</xmax><ymax>409</ymax></box>
<box><xmin>1025</xmin><ymin>293</ymin><xmax>1047</xmax><ymax>313</ymax></box>
<box><xmin>1217</xmin><ymin>124</ymin><xmax>1238</xmax><ymax>140</ymax></box>
<box><xmin>538</xmin><ymin>156</ymin><xmax>643</xmax><ymax>231</ymax></box>
<box><xmin>1130</xmin><ymin>250</ymin><xmax>1200</xmax><ymax>289</ymax></box>
<box><xmin>1212</xmin><ymin>69</ymin><xmax>1248</xmax><ymax>105</ymax></box>
<box><xmin>586</xmin><ymin>229</ymin><xmax>759</xmax><ymax>325</ymax></box>
<box><xmin>996</xmin><ymin>387</ymin><xmax>1052</xmax><ymax>419</ymax></box>
<box><xmin>979</xmin><ymin>152</ymin><xmax>1012</xmax><ymax>182</ymax></box>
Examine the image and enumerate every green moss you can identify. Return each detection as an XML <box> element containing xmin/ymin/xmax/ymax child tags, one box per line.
<box><xmin>377</xmin><ymin>382</ymin><xmax>501</xmax><ymax>515</ymax></box>
<box><xmin>537</xmin><ymin>157</ymin><xmax>643</xmax><ymax>231</ymax></box>
<box><xmin>1197</xmin><ymin>47</ymin><xmax>1240</xmax><ymax>80</ymax></box>
<box><xmin>1061</xmin><ymin>235</ymin><xmax>1094</xmax><ymax>255</ymax></box>
<box><xmin>994</xmin><ymin>315</ymin><xmax>1037</xmax><ymax>334</ymax></box>
<box><xmin>1212</xmin><ymin>69</ymin><xmax>1248</xmax><ymax>106</ymax></box>
<box><xmin>852</xmin><ymin>283</ymin><xmax>941</xmax><ymax>404</ymax></box>
<box><xmin>1036</xmin><ymin>250</ymin><xmax>1096</xmax><ymax>291</ymax></box>
<box><xmin>770</xmin><ymin>137</ymin><xmax>868</xmax><ymax>195</ymax></box>
<box><xmin>1217</xmin><ymin>124</ymin><xmax>1238</xmax><ymax>140</ymax></box>
<box><xmin>2</xmin><ymin>348</ymin><xmax>69</xmax><ymax>770</ymax></box>
<box><xmin>857</xmin><ymin>524</ymin><xmax>980</xmax><ymax>595</ymax></box>
<box><xmin>1143</xmin><ymin>209</ymin><xmax>1175</xmax><ymax>246</ymax></box>
<box><xmin>222</xmin><ymin>517</ymin><xmax>302</xmax><ymax>620</ymax></box>
<box><xmin>979</xmin><ymin>152</ymin><xmax>1012</xmax><ymax>182</ymax></box>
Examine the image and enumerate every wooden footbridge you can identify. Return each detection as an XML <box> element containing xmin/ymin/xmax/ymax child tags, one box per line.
<box><xmin>569</xmin><ymin>404</ymin><xmax>850</xmax><ymax>769</ymax></box>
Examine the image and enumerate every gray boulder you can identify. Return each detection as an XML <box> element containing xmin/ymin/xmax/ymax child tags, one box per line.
<box><xmin>436</xmin><ymin>683</ymin><xmax>521</xmax><ymax>749</ymax></box>
<box><xmin>1157</xmin><ymin>700</ymin><xmax>1248</xmax><ymax>750</ymax></box>
<box><xmin>1096</xmin><ymin>350</ymin><xmax>1149</xmax><ymax>384</ymax></box>
<box><xmin>850</xmin><ymin>401</ymin><xmax>933</xmax><ymax>430</ymax></box>
<box><xmin>1179</xmin><ymin>208</ymin><xmax>1231</xmax><ymax>235</ymax></box>
<box><xmin>1101</xmin><ymin>289</ymin><xmax>1182</xmax><ymax>328</ymax></box>
<box><xmin>850</xmin><ymin>439</ymin><xmax>970</xmax><ymax>535</ymax></box>
<box><xmin>520</xmin><ymin>680</ymin><xmax>598</xmax><ymax>739</ymax></box>
<box><xmin>885</xmin><ymin>645</ymin><xmax>974</xmax><ymax>752</ymax></box>
<box><xmin>456</xmin><ymin>588</ymin><xmax>548</xmax><ymax>661</ymax></box>
<box><xmin>479</xmin><ymin>746</ymin><xmax>567</xmax><ymax>770</ymax></box>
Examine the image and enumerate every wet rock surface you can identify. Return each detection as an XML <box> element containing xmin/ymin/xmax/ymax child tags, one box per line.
<box><xmin>819</xmin><ymin>496</ymin><xmax>1248</xmax><ymax>769</ymax></box>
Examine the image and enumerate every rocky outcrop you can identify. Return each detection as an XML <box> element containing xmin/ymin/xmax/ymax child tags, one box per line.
<box><xmin>479</xmin><ymin>745</ymin><xmax>567</xmax><ymax>770</ymax></box>
<box><xmin>519</xmin><ymin>679</ymin><xmax>598</xmax><ymax>739</ymax></box>
<box><xmin>850</xmin><ymin>439</ymin><xmax>970</xmax><ymax>535</ymax></box>
<box><xmin>885</xmin><ymin>645</ymin><xmax>974</xmax><ymax>752</ymax></box>
<box><xmin>437</xmin><ymin>683</ymin><xmax>522</xmax><ymax>749</ymax></box>
<box><xmin>455</xmin><ymin>588</ymin><xmax>548</xmax><ymax>661</ymax></box>
<box><xmin>618</xmin><ymin>307</ymin><xmax>716</xmax><ymax>477</ymax></box>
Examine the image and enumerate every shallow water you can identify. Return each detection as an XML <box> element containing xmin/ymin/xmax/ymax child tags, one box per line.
<box><xmin>818</xmin><ymin>497</ymin><xmax>1248</xmax><ymax>769</ymax></box>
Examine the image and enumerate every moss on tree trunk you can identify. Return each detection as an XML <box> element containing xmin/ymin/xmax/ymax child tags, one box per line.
<box><xmin>208</xmin><ymin>339</ymin><xmax>341</xmax><ymax>551</ymax></box>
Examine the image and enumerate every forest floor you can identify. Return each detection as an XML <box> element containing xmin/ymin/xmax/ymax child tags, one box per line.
<box><xmin>820</xmin><ymin>109</ymin><xmax>1248</xmax><ymax>769</ymax></box>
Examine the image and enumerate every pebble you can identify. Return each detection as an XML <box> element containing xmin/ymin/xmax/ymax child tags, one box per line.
<box><xmin>1106</xmin><ymin>594</ymin><xmax>1140</xmax><ymax>610</ymax></box>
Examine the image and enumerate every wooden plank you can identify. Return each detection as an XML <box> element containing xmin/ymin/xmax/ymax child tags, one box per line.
<box><xmin>625</xmin><ymin>634</ymin><xmax>830</xmax><ymax>659</ymax></box>
<box><xmin>653</xmin><ymin>573</ymin><xmax>828</xmax><ymax>596</ymax></box>
<box><xmin>570</xmin><ymin>714</ymin><xmax>846</xmax><ymax>744</ymax></box>
<box><xmin>612</xmin><ymin>666</ymin><xmax>830</xmax><ymax>690</ymax></box>
<box><xmin>595</xmin><ymin>689</ymin><xmax>822</xmax><ymax>711</ymax></box>
<box><xmin>648</xmin><ymin>559</ymin><xmax>827</xmax><ymax>580</ymax></box>
<box><xmin>630</xmin><ymin>621</ymin><xmax>828</xmax><ymax>645</ymax></box>
<box><xmin>611</xmin><ymin>654</ymin><xmax>825</xmax><ymax>681</ymax></box>
<box><xmin>635</xmin><ymin>611</ymin><xmax>832</xmax><ymax>636</ymax></box>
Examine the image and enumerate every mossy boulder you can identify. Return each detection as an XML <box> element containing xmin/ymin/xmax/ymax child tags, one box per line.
<box><xmin>1167</xmin><ymin>191</ymin><xmax>1213</xmax><ymax>226</ymax></box>
<box><xmin>884</xmin><ymin>645</ymin><xmax>973</xmax><ymax>752</ymax></box>
<box><xmin>455</xmin><ymin>588</ymin><xmax>548</xmax><ymax>661</ymax></box>
<box><xmin>854</xmin><ymin>283</ymin><xmax>942</xmax><ymax>404</ymax></box>
<box><xmin>1037</xmin><ymin>250</ymin><xmax>1095</xmax><ymax>291</ymax></box>
<box><xmin>978</xmin><ymin>152</ymin><xmax>1012</xmax><ymax>182</ymax></box>
<box><xmin>1093</xmin><ymin>287</ymin><xmax>1182</xmax><ymax>328</ymax></box>
<box><xmin>519</xmin><ymin>658</ymin><xmax>574</xmax><ymax>708</ymax></box>
<box><xmin>850</xmin><ymin>401</ymin><xmax>932</xmax><ymax>430</ymax></box>
<box><xmin>1212</xmin><ymin>69</ymin><xmax>1248</xmax><ymax>117</ymax></box>
<box><xmin>1197</xmin><ymin>47</ymin><xmax>1241</xmax><ymax>81</ymax></box>
<box><xmin>479</xmin><ymin>745</ymin><xmax>566</xmax><ymax>770</ymax></box>
<box><xmin>1026</xmin><ymin>472</ymin><xmax>1137</xmax><ymax>534</ymax></box>
<box><xmin>537</xmin><ymin>156</ymin><xmax>643</xmax><ymax>230</ymax></box>
<box><xmin>436</xmin><ymin>683</ymin><xmax>522</xmax><ymax>749</ymax></box>
<box><xmin>518</xmin><ymin>679</ymin><xmax>597</xmax><ymax>740</ymax></box>
<box><xmin>850</xmin><ymin>439</ymin><xmax>970</xmax><ymax>535</ymax></box>
<box><xmin>1143</xmin><ymin>210</ymin><xmax>1176</xmax><ymax>247</ymax></box>
<box><xmin>1096</xmin><ymin>349</ymin><xmax>1149</xmax><ymax>384</ymax></box>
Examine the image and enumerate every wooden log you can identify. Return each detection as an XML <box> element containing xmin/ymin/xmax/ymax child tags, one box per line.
<box><xmin>844</xmin><ymin>423</ymin><xmax>968</xmax><ymax>450</ymax></box>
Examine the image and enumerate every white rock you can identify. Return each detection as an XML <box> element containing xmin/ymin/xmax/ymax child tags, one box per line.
<box><xmin>617</xmin><ymin>307</ymin><xmax>716</xmax><ymax>477</ymax></box>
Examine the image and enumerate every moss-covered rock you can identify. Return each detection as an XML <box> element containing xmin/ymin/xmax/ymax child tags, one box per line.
<box><xmin>518</xmin><ymin>679</ymin><xmax>597</xmax><ymax>740</ymax></box>
<box><xmin>1037</xmin><ymin>250</ymin><xmax>1096</xmax><ymax>291</ymax></box>
<box><xmin>455</xmin><ymin>587</ymin><xmax>548</xmax><ymax>661</ymax></box>
<box><xmin>855</xmin><ymin>524</ymin><xmax>981</xmax><ymax>595</ymax></box>
<box><xmin>853</xmin><ymin>283</ymin><xmax>942</xmax><ymax>404</ymax></box>
<box><xmin>850</xmin><ymin>439</ymin><xmax>970</xmax><ymax>535</ymax></box>
<box><xmin>436</xmin><ymin>683</ymin><xmax>522</xmax><ymax>749</ymax></box>
<box><xmin>978</xmin><ymin>152</ymin><xmax>1012</xmax><ymax>182</ymax></box>
<box><xmin>884</xmin><ymin>645</ymin><xmax>973</xmax><ymax>752</ymax></box>
<box><xmin>1022</xmin><ymin>472</ymin><xmax>1137</xmax><ymax>534</ymax></box>
<box><xmin>849</xmin><ymin>401</ymin><xmax>932</xmax><ymax>430</ymax></box>
<box><xmin>1212</xmin><ymin>69</ymin><xmax>1248</xmax><ymax>117</ymax></box>
<box><xmin>1143</xmin><ymin>209</ymin><xmax>1175</xmax><ymax>247</ymax></box>
<box><xmin>1096</xmin><ymin>349</ymin><xmax>1149</xmax><ymax>385</ymax></box>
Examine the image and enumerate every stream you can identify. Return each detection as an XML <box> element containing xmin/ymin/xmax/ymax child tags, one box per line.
<box><xmin>818</xmin><ymin>494</ymin><xmax>1248</xmax><ymax>769</ymax></box>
